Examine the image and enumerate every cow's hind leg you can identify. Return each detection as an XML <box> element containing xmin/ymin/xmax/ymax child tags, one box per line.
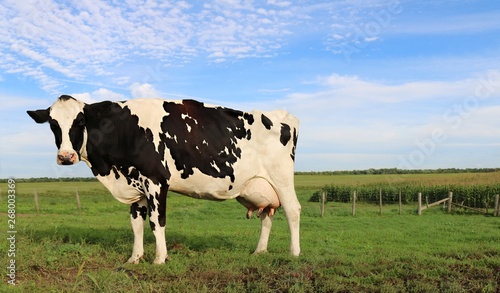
<box><xmin>254</xmin><ymin>213</ymin><xmax>273</xmax><ymax>254</ymax></box>
<box><xmin>281</xmin><ymin>191</ymin><xmax>301</xmax><ymax>256</ymax></box>
<box><xmin>277</xmin><ymin>186</ymin><xmax>301</xmax><ymax>256</ymax></box>
<box><xmin>128</xmin><ymin>198</ymin><xmax>148</xmax><ymax>264</ymax></box>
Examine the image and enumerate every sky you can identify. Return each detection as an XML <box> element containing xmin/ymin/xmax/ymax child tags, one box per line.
<box><xmin>1</xmin><ymin>0</ymin><xmax>500</xmax><ymax>178</ymax></box>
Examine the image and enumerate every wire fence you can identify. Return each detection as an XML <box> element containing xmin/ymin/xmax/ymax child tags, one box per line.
<box><xmin>310</xmin><ymin>184</ymin><xmax>500</xmax><ymax>217</ymax></box>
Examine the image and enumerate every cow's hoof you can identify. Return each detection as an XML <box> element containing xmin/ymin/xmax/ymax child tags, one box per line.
<box><xmin>127</xmin><ymin>255</ymin><xmax>144</xmax><ymax>264</ymax></box>
<box><xmin>253</xmin><ymin>249</ymin><xmax>268</xmax><ymax>255</ymax></box>
<box><xmin>153</xmin><ymin>255</ymin><xmax>171</xmax><ymax>264</ymax></box>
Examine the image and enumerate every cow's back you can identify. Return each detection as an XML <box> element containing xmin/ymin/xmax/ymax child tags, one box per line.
<box><xmin>123</xmin><ymin>98</ymin><xmax>298</xmax><ymax>200</ymax></box>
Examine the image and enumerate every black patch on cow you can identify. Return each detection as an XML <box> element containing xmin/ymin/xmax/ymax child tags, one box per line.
<box><xmin>83</xmin><ymin>101</ymin><xmax>171</xmax><ymax>186</ymax></box>
<box><xmin>69</xmin><ymin>112</ymin><xmax>85</xmax><ymax>160</ymax></box>
<box><xmin>145</xmin><ymin>128</ymin><xmax>154</xmax><ymax>142</ymax></box>
<box><xmin>112</xmin><ymin>166</ymin><xmax>120</xmax><ymax>179</ymax></box>
<box><xmin>158</xmin><ymin>133</ymin><xmax>167</xmax><ymax>158</ymax></box>
<box><xmin>146</xmin><ymin>186</ymin><xmax>168</xmax><ymax>229</ymax></box>
<box><xmin>160</xmin><ymin>99</ymin><xmax>249</xmax><ymax>182</ymax></box>
<box><xmin>156</xmin><ymin>186</ymin><xmax>167</xmax><ymax>227</ymax></box>
<box><xmin>59</xmin><ymin>95</ymin><xmax>76</xmax><ymax>101</ymax></box>
<box><xmin>291</xmin><ymin>128</ymin><xmax>298</xmax><ymax>161</ymax></box>
<box><xmin>129</xmin><ymin>167</ymin><xmax>140</xmax><ymax>181</ymax></box>
<box><xmin>244</xmin><ymin>113</ymin><xmax>254</xmax><ymax>125</ymax></box>
<box><xmin>147</xmin><ymin>193</ymin><xmax>156</xmax><ymax>213</ymax></box>
<box><xmin>261</xmin><ymin>114</ymin><xmax>273</xmax><ymax>130</ymax></box>
<box><xmin>130</xmin><ymin>202</ymin><xmax>147</xmax><ymax>221</ymax></box>
<box><xmin>149</xmin><ymin>220</ymin><xmax>156</xmax><ymax>231</ymax></box>
<box><xmin>48</xmin><ymin>119</ymin><xmax>62</xmax><ymax>148</ymax></box>
<box><xmin>280</xmin><ymin>123</ymin><xmax>292</xmax><ymax>146</ymax></box>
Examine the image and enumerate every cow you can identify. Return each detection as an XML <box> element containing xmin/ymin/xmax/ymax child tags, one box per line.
<box><xmin>27</xmin><ymin>95</ymin><xmax>301</xmax><ymax>264</ymax></box>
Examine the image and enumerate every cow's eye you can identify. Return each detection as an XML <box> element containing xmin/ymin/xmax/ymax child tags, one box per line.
<box><xmin>75</xmin><ymin>115</ymin><xmax>85</xmax><ymax>126</ymax></box>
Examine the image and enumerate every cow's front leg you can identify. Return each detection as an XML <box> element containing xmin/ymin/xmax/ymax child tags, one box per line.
<box><xmin>147</xmin><ymin>183</ymin><xmax>169</xmax><ymax>264</ymax></box>
<box><xmin>128</xmin><ymin>198</ymin><xmax>148</xmax><ymax>264</ymax></box>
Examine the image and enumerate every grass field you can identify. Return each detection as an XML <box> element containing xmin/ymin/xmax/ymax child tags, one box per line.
<box><xmin>1</xmin><ymin>174</ymin><xmax>500</xmax><ymax>292</ymax></box>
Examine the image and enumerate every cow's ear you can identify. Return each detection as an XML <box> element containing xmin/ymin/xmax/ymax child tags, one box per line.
<box><xmin>27</xmin><ymin>108</ymin><xmax>50</xmax><ymax>124</ymax></box>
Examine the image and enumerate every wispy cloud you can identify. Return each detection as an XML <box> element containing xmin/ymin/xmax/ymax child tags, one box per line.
<box><xmin>262</xmin><ymin>70</ymin><xmax>500</xmax><ymax>169</ymax></box>
<box><xmin>1</xmin><ymin>0</ymin><xmax>415</xmax><ymax>93</ymax></box>
<box><xmin>322</xmin><ymin>0</ymin><xmax>404</xmax><ymax>56</ymax></box>
<box><xmin>258</xmin><ymin>88</ymin><xmax>291</xmax><ymax>93</ymax></box>
<box><xmin>71</xmin><ymin>88</ymin><xmax>127</xmax><ymax>104</ymax></box>
<box><xmin>0</xmin><ymin>0</ymin><xmax>300</xmax><ymax>92</ymax></box>
<box><xmin>389</xmin><ymin>10</ymin><xmax>500</xmax><ymax>35</ymax></box>
<box><xmin>290</xmin><ymin>73</ymin><xmax>478</xmax><ymax>109</ymax></box>
<box><xmin>0</xmin><ymin>94</ymin><xmax>49</xmax><ymax>110</ymax></box>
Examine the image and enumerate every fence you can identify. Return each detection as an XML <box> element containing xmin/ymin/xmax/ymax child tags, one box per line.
<box><xmin>32</xmin><ymin>189</ymin><xmax>82</xmax><ymax>212</ymax></box>
<box><xmin>316</xmin><ymin>189</ymin><xmax>500</xmax><ymax>217</ymax></box>
<box><xmin>417</xmin><ymin>191</ymin><xmax>452</xmax><ymax>215</ymax></box>
<box><xmin>27</xmin><ymin>187</ymin><xmax>500</xmax><ymax>217</ymax></box>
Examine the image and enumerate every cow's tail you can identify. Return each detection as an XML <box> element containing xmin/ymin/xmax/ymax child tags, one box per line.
<box><xmin>284</xmin><ymin>113</ymin><xmax>299</xmax><ymax>162</ymax></box>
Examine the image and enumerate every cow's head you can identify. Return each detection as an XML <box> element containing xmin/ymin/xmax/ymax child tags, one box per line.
<box><xmin>27</xmin><ymin>95</ymin><xmax>86</xmax><ymax>165</ymax></box>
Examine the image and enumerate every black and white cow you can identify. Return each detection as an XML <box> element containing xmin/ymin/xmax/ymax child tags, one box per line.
<box><xmin>28</xmin><ymin>95</ymin><xmax>301</xmax><ymax>264</ymax></box>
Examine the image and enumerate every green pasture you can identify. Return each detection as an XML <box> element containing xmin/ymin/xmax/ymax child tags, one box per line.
<box><xmin>1</xmin><ymin>174</ymin><xmax>499</xmax><ymax>292</ymax></box>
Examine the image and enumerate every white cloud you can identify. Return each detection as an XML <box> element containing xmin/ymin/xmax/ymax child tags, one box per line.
<box><xmin>0</xmin><ymin>94</ymin><xmax>49</xmax><ymax>110</ymax></box>
<box><xmin>440</xmin><ymin>105</ymin><xmax>500</xmax><ymax>140</ymax></box>
<box><xmin>0</xmin><ymin>0</ymin><xmax>301</xmax><ymax>93</ymax></box>
<box><xmin>130</xmin><ymin>83</ymin><xmax>161</xmax><ymax>99</ymax></box>
<box><xmin>389</xmin><ymin>11</ymin><xmax>500</xmax><ymax>35</ymax></box>
<box><xmin>67</xmin><ymin>83</ymin><xmax>168</xmax><ymax>104</ymax></box>
<box><xmin>323</xmin><ymin>0</ymin><xmax>402</xmax><ymax>55</ymax></box>
<box><xmin>261</xmin><ymin>70</ymin><xmax>500</xmax><ymax>170</ymax></box>
<box><xmin>365</xmin><ymin>36</ymin><xmax>379</xmax><ymax>42</ymax></box>
<box><xmin>71</xmin><ymin>88</ymin><xmax>126</xmax><ymax>104</ymax></box>
<box><xmin>294</xmin><ymin>73</ymin><xmax>479</xmax><ymax>108</ymax></box>
<box><xmin>113</xmin><ymin>76</ymin><xmax>131</xmax><ymax>85</ymax></box>
<box><xmin>196</xmin><ymin>1</ymin><xmax>293</xmax><ymax>60</ymax></box>
<box><xmin>267</xmin><ymin>0</ymin><xmax>291</xmax><ymax>8</ymax></box>
<box><xmin>258</xmin><ymin>88</ymin><xmax>291</xmax><ymax>93</ymax></box>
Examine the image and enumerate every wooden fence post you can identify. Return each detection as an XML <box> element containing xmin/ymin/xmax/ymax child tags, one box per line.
<box><xmin>494</xmin><ymin>194</ymin><xmax>499</xmax><ymax>217</ymax></box>
<box><xmin>352</xmin><ymin>191</ymin><xmax>356</xmax><ymax>216</ymax></box>
<box><xmin>398</xmin><ymin>190</ymin><xmax>402</xmax><ymax>215</ymax></box>
<box><xmin>417</xmin><ymin>192</ymin><xmax>422</xmax><ymax>215</ymax></box>
<box><xmin>76</xmin><ymin>189</ymin><xmax>81</xmax><ymax>212</ymax></box>
<box><xmin>448</xmin><ymin>191</ymin><xmax>453</xmax><ymax>213</ymax></box>
<box><xmin>321</xmin><ymin>191</ymin><xmax>325</xmax><ymax>217</ymax></box>
<box><xmin>379</xmin><ymin>188</ymin><xmax>382</xmax><ymax>215</ymax></box>
<box><xmin>33</xmin><ymin>189</ymin><xmax>40</xmax><ymax>213</ymax></box>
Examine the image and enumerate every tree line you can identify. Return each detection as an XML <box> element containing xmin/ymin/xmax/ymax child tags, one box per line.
<box><xmin>1</xmin><ymin>168</ymin><xmax>499</xmax><ymax>182</ymax></box>
<box><xmin>296</xmin><ymin>168</ymin><xmax>500</xmax><ymax>176</ymax></box>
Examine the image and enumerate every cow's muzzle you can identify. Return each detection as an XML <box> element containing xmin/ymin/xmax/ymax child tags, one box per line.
<box><xmin>57</xmin><ymin>151</ymin><xmax>77</xmax><ymax>165</ymax></box>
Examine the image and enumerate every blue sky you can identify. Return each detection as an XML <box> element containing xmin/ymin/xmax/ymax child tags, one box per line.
<box><xmin>1</xmin><ymin>0</ymin><xmax>500</xmax><ymax>178</ymax></box>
